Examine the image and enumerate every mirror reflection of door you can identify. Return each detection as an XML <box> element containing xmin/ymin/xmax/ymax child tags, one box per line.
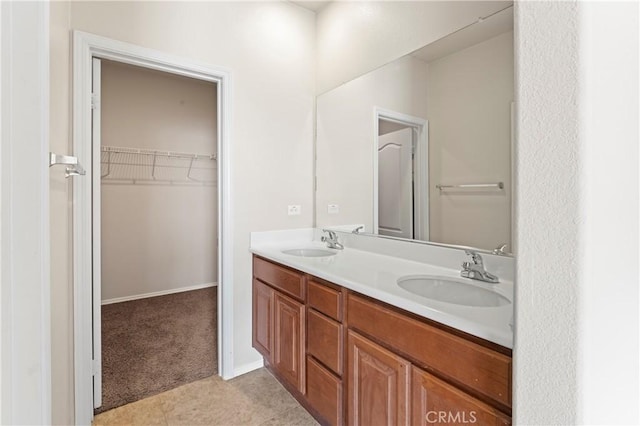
<box><xmin>378</xmin><ymin>125</ymin><xmax>414</xmax><ymax>239</ymax></box>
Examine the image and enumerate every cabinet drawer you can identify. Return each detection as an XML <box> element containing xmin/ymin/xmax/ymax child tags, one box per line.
<box><xmin>253</xmin><ymin>256</ymin><xmax>305</xmax><ymax>301</ymax></box>
<box><xmin>347</xmin><ymin>293</ymin><xmax>511</xmax><ymax>409</ymax></box>
<box><xmin>307</xmin><ymin>356</ymin><xmax>343</xmax><ymax>426</ymax></box>
<box><xmin>308</xmin><ymin>279</ymin><xmax>342</xmax><ymax>321</ymax></box>
<box><xmin>307</xmin><ymin>309</ymin><xmax>343</xmax><ymax>375</ymax></box>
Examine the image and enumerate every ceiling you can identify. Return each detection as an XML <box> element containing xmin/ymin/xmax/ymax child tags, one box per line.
<box><xmin>289</xmin><ymin>1</ymin><xmax>332</xmax><ymax>12</ymax></box>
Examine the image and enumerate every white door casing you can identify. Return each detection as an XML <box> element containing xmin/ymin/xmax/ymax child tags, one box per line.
<box><xmin>73</xmin><ymin>32</ymin><xmax>234</xmax><ymax>425</ymax></box>
<box><xmin>91</xmin><ymin>57</ymin><xmax>102</xmax><ymax>409</ymax></box>
<box><xmin>378</xmin><ymin>128</ymin><xmax>414</xmax><ymax>239</ymax></box>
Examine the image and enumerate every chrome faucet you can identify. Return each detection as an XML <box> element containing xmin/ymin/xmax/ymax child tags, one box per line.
<box><xmin>352</xmin><ymin>226</ymin><xmax>364</xmax><ymax>234</ymax></box>
<box><xmin>492</xmin><ymin>244</ymin><xmax>508</xmax><ymax>256</ymax></box>
<box><xmin>321</xmin><ymin>229</ymin><xmax>344</xmax><ymax>250</ymax></box>
<box><xmin>461</xmin><ymin>250</ymin><xmax>499</xmax><ymax>283</ymax></box>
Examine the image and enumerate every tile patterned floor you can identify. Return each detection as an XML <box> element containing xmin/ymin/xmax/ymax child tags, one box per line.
<box><xmin>93</xmin><ymin>368</ymin><xmax>319</xmax><ymax>426</ymax></box>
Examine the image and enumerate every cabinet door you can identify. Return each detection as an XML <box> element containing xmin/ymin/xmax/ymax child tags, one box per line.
<box><xmin>252</xmin><ymin>279</ymin><xmax>274</xmax><ymax>362</ymax></box>
<box><xmin>347</xmin><ymin>330</ymin><xmax>411</xmax><ymax>426</ymax></box>
<box><xmin>412</xmin><ymin>367</ymin><xmax>511</xmax><ymax>426</ymax></box>
<box><xmin>274</xmin><ymin>291</ymin><xmax>306</xmax><ymax>394</ymax></box>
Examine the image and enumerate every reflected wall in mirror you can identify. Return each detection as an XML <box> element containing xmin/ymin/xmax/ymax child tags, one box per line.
<box><xmin>316</xmin><ymin>6</ymin><xmax>514</xmax><ymax>253</ymax></box>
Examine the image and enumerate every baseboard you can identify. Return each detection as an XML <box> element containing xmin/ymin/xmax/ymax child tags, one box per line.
<box><xmin>232</xmin><ymin>359</ymin><xmax>264</xmax><ymax>378</ymax></box>
<box><xmin>101</xmin><ymin>282</ymin><xmax>217</xmax><ymax>305</ymax></box>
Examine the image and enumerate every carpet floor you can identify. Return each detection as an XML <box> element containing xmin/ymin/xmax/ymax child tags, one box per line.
<box><xmin>96</xmin><ymin>287</ymin><xmax>217</xmax><ymax>414</ymax></box>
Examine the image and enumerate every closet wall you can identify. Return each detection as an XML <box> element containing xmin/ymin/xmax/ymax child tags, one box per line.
<box><xmin>101</xmin><ymin>60</ymin><xmax>218</xmax><ymax>302</ymax></box>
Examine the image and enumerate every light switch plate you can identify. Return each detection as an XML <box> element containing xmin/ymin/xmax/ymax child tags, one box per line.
<box><xmin>327</xmin><ymin>204</ymin><xmax>339</xmax><ymax>214</ymax></box>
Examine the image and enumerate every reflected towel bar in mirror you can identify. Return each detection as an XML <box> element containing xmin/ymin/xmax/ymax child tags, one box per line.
<box><xmin>436</xmin><ymin>182</ymin><xmax>504</xmax><ymax>191</ymax></box>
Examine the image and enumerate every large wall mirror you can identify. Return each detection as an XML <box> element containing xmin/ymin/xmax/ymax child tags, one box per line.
<box><xmin>315</xmin><ymin>6</ymin><xmax>514</xmax><ymax>254</ymax></box>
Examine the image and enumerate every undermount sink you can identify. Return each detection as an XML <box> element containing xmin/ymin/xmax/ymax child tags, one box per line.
<box><xmin>281</xmin><ymin>248</ymin><xmax>336</xmax><ymax>258</ymax></box>
<box><xmin>397</xmin><ymin>275</ymin><xmax>510</xmax><ymax>307</ymax></box>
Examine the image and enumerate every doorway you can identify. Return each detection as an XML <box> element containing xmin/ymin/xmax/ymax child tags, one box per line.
<box><xmin>373</xmin><ymin>108</ymin><xmax>429</xmax><ymax>241</ymax></box>
<box><xmin>72</xmin><ymin>32</ymin><xmax>233</xmax><ymax>425</ymax></box>
<box><xmin>377</xmin><ymin>125</ymin><xmax>415</xmax><ymax>239</ymax></box>
<box><xmin>94</xmin><ymin>59</ymin><xmax>219</xmax><ymax>413</ymax></box>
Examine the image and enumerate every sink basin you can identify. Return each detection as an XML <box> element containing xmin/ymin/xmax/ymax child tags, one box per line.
<box><xmin>282</xmin><ymin>248</ymin><xmax>336</xmax><ymax>258</ymax></box>
<box><xmin>397</xmin><ymin>275</ymin><xmax>510</xmax><ymax>307</ymax></box>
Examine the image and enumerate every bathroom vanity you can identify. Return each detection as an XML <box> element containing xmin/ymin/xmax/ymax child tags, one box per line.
<box><xmin>251</xmin><ymin>230</ymin><xmax>513</xmax><ymax>426</ymax></box>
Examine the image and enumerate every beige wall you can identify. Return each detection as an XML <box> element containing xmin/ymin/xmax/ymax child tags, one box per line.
<box><xmin>100</xmin><ymin>61</ymin><xmax>217</xmax><ymax>302</ymax></box>
<box><xmin>50</xmin><ymin>2</ymin><xmax>315</xmax><ymax>423</ymax></box>
<box><xmin>427</xmin><ymin>31</ymin><xmax>513</xmax><ymax>250</ymax></box>
<box><xmin>316</xmin><ymin>1</ymin><xmax>510</xmax><ymax>93</ymax></box>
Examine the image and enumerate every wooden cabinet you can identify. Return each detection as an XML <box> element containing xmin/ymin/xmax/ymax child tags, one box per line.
<box><xmin>412</xmin><ymin>367</ymin><xmax>511</xmax><ymax>426</ymax></box>
<box><xmin>273</xmin><ymin>291</ymin><xmax>306</xmax><ymax>394</ymax></box>
<box><xmin>252</xmin><ymin>257</ymin><xmax>306</xmax><ymax>395</ymax></box>
<box><xmin>348</xmin><ymin>293</ymin><xmax>512</xmax><ymax>410</ymax></box>
<box><xmin>252</xmin><ymin>279</ymin><xmax>273</xmax><ymax>362</ymax></box>
<box><xmin>347</xmin><ymin>330</ymin><xmax>411</xmax><ymax>426</ymax></box>
<box><xmin>252</xmin><ymin>255</ymin><xmax>512</xmax><ymax>426</ymax></box>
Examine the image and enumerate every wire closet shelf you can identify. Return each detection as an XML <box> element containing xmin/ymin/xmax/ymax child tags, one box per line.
<box><xmin>101</xmin><ymin>146</ymin><xmax>217</xmax><ymax>186</ymax></box>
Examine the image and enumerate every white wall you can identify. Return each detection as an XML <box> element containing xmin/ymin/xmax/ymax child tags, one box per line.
<box><xmin>580</xmin><ymin>3</ymin><xmax>638</xmax><ymax>422</ymax></box>
<box><xmin>316</xmin><ymin>55</ymin><xmax>428</xmax><ymax>229</ymax></box>
<box><xmin>515</xmin><ymin>1</ymin><xmax>639</xmax><ymax>424</ymax></box>
<box><xmin>514</xmin><ymin>2</ymin><xmax>582</xmax><ymax>422</ymax></box>
<box><xmin>1</xmin><ymin>1</ymin><xmax>52</xmax><ymax>424</ymax></box>
<box><xmin>100</xmin><ymin>61</ymin><xmax>217</xmax><ymax>302</ymax></box>
<box><xmin>316</xmin><ymin>1</ymin><xmax>510</xmax><ymax>93</ymax></box>
<box><xmin>427</xmin><ymin>31</ymin><xmax>513</xmax><ymax>250</ymax></box>
<box><xmin>50</xmin><ymin>2</ymin><xmax>315</xmax><ymax>423</ymax></box>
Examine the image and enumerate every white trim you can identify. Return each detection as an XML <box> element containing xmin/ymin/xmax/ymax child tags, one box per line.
<box><xmin>91</xmin><ymin>57</ymin><xmax>102</xmax><ymax>409</ymax></box>
<box><xmin>233</xmin><ymin>359</ymin><xmax>265</xmax><ymax>378</ymax></box>
<box><xmin>0</xmin><ymin>2</ymin><xmax>51</xmax><ymax>424</ymax></box>
<box><xmin>101</xmin><ymin>282</ymin><xmax>218</xmax><ymax>305</ymax></box>
<box><xmin>72</xmin><ymin>31</ymin><xmax>234</xmax><ymax>424</ymax></box>
<box><xmin>373</xmin><ymin>107</ymin><xmax>429</xmax><ymax>240</ymax></box>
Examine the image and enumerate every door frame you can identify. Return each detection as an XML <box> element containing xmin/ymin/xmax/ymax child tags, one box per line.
<box><xmin>72</xmin><ymin>31</ymin><xmax>234</xmax><ymax>424</ymax></box>
<box><xmin>373</xmin><ymin>107</ymin><xmax>429</xmax><ymax>240</ymax></box>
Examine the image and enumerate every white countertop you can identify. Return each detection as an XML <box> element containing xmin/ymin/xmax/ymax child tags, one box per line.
<box><xmin>250</xmin><ymin>231</ymin><xmax>513</xmax><ymax>349</ymax></box>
